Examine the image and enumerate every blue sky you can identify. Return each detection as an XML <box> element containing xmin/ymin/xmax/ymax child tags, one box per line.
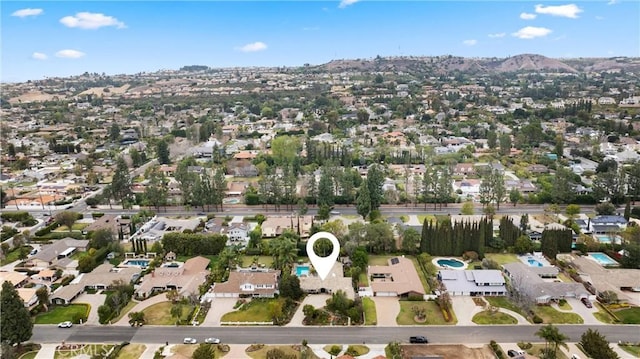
<box><xmin>2</xmin><ymin>1</ymin><xmax>639</xmax><ymax>82</ymax></box>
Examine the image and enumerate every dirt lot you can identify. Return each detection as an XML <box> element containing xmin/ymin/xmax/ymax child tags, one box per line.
<box><xmin>401</xmin><ymin>344</ymin><xmax>496</xmax><ymax>359</ymax></box>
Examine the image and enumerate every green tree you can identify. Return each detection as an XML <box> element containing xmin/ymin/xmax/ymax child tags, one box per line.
<box><xmin>554</xmin><ymin>134</ymin><xmax>564</xmax><ymax>159</ymax></box>
<box><xmin>156</xmin><ymin>139</ymin><xmax>170</xmax><ymax>164</ymax></box>
<box><xmin>509</xmin><ymin>188</ymin><xmax>522</xmax><ymax>207</ymax></box>
<box><xmin>499</xmin><ymin>133</ymin><xmax>512</xmax><ymax>156</ymax></box>
<box><xmin>580</xmin><ymin>329</ymin><xmax>619</xmax><ymax>359</ymax></box>
<box><xmin>98</xmin><ymin>304</ymin><xmax>113</xmax><ymax>324</ymax></box>
<box><xmin>401</xmin><ymin>228</ymin><xmax>420</xmax><ymax>254</ymax></box>
<box><xmin>565</xmin><ymin>204</ymin><xmax>581</xmax><ymax>220</ymax></box>
<box><xmin>89</xmin><ymin>228</ymin><xmax>114</xmax><ymax>249</ymax></box>
<box><xmin>356</xmin><ymin>182</ymin><xmax>371</xmax><ymax>220</ymax></box>
<box><xmin>36</xmin><ymin>286</ymin><xmax>49</xmax><ymax>312</ymax></box>
<box><xmin>279</xmin><ymin>273</ymin><xmax>303</xmax><ymax>300</ymax></box>
<box><xmin>270</xmin><ymin>236</ymin><xmax>298</xmax><ymax>271</ymax></box>
<box><xmin>271</xmin><ymin>136</ymin><xmax>301</xmax><ymax>166</ymax></box>
<box><xmin>170</xmin><ymin>304</ymin><xmax>183</xmax><ymax>325</ymax></box>
<box><xmin>192</xmin><ymin>343</ymin><xmax>216</xmax><ymax>359</ymax></box>
<box><xmin>109</xmin><ymin>123</ymin><xmax>120</xmax><ymax>141</ymax></box>
<box><xmin>487</xmin><ymin>131</ymin><xmax>497</xmax><ymax>150</ymax></box>
<box><xmin>513</xmin><ymin>235</ymin><xmax>534</xmax><ymax>255</ymax></box>
<box><xmin>55</xmin><ymin>211</ymin><xmax>79</xmax><ymax>232</ymax></box>
<box><xmin>111</xmin><ymin>156</ymin><xmax>133</xmax><ymax>207</ymax></box>
<box><xmin>536</xmin><ymin>324</ymin><xmax>568</xmax><ymax>359</ymax></box>
<box><xmin>144</xmin><ymin>165</ymin><xmax>168</xmax><ymax>210</ymax></box>
<box><xmin>461</xmin><ymin>201</ymin><xmax>474</xmax><ymax>215</ymax></box>
<box><xmin>318</xmin><ymin>167</ymin><xmax>334</xmax><ymax>208</ymax></box>
<box><xmin>367</xmin><ymin>164</ymin><xmax>385</xmax><ymax>211</ymax></box>
<box><xmin>0</xmin><ymin>281</ymin><xmax>33</xmax><ymax>347</ymax></box>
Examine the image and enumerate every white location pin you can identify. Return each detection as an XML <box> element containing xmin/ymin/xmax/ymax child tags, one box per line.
<box><xmin>306</xmin><ymin>231</ymin><xmax>340</xmax><ymax>281</ymax></box>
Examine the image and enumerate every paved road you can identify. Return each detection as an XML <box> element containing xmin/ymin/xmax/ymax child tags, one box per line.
<box><xmin>32</xmin><ymin>325</ymin><xmax>640</xmax><ymax>345</ymax></box>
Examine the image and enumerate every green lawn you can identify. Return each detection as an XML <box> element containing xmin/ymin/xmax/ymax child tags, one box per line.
<box><xmin>472</xmin><ymin>310</ymin><xmax>517</xmax><ymax>324</ymax></box>
<box><xmin>409</xmin><ymin>256</ymin><xmax>431</xmax><ymax>293</ymax></box>
<box><xmin>620</xmin><ymin>344</ymin><xmax>640</xmax><ymax>357</ymax></box>
<box><xmin>533</xmin><ymin>305</ymin><xmax>583</xmax><ymax>324</ymax></box>
<box><xmin>34</xmin><ymin>304</ymin><xmax>89</xmax><ymax>324</ymax></box>
<box><xmin>368</xmin><ymin>255</ymin><xmax>395</xmax><ymax>266</ymax></box>
<box><xmin>221</xmin><ymin>298</ymin><xmax>278</xmax><ymax>323</ymax></box>
<box><xmin>484</xmin><ymin>296</ymin><xmax>528</xmax><ymax>319</ymax></box>
<box><xmin>556</xmin><ymin>273</ymin><xmax>573</xmax><ymax>283</ymax></box>
<box><xmin>115</xmin><ymin>344</ymin><xmax>146</xmax><ymax>359</ymax></box>
<box><xmin>524</xmin><ymin>344</ymin><xmax>568</xmax><ymax>359</ymax></box>
<box><xmin>416</xmin><ymin>214</ymin><xmax>436</xmax><ymax>224</ymax></box>
<box><xmin>362</xmin><ymin>297</ymin><xmax>377</xmax><ymax>325</ymax></box>
<box><xmin>141</xmin><ymin>301</ymin><xmax>192</xmax><ymax>325</ymax></box>
<box><xmin>0</xmin><ymin>245</ymin><xmax>33</xmax><ymax>265</ymax></box>
<box><xmin>396</xmin><ymin>301</ymin><xmax>456</xmax><ymax>325</ymax></box>
<box><xmin>240</xmin><ymin>255</ymin><xmax>274</xmax><ymax>268</ymax></box>
<box><xmin>485</xmin><ymin>253</ymin><xmax>519</xmax><ymax>265</ymax></box>
<box><xmin>345</xmin><ymin>345</ymin><xmax>369</xmax><ymax>356</ymax></box>
<box><xmin>558</xmin><ymin>300</ymin><xmax>572</xmax><ymax>311</ymax></box>
<box><xmin>615</xmin><ymin>307</ymin><xmax>640</xmax><ymax>324</ymax></box>
<box><xmin>358</xmin><ymin>272</ymin><xmax>369</xmax><ymax>286</ymax></box>
<box><xmin>54</xmin><ymin>223</ymin><xmax>89</xmax><ymax>231</ymax></box>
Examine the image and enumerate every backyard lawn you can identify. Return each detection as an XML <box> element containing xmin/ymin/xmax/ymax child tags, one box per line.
<box><xmin>485</xmin><ymin>253</ymin><xmax>519</xmax><ymax>265</ymax></box>
<box><xmin>115</xmin><ymin>344</ymin><xmax>146</xmax><ymax>359</ymax></box>
<box><xmin>141</xmin><ymin>301</ymin><xmax>192</xmax><ymax>325</ymax></box>
<box><xmin>358</xmin><ymin>272</ymin><xmax>369</xmax><ymax>286</ymax></box>
<box><xmin>615</xmin><ymin>307</ymin><xmax>640</xmax><ymax>324</ymax></box>
<box><xmin>34</xmin><ymin>304</ymin><xmax>89</xmax><ymax>324</ymax></box>
<box><xmin>362</xmin><ymin>297</ymin><xmax>377</xmax><ymax>325</ymax></box>
<box><xmin>54</xmin><ymin>223</ymin><xmax>89</xmax><ymax>232</ymax></box>
<box><xmin>472</xmin><ymin>310</ymin><xmax>517</xmax><ymax>324</ymax></box>
<box><xmin>240</xmin><ymin>255</ymin><xmax>274</xmax><ymax>268</ymax></box>
<box><xmin>533</xmin><ymin>305</ymin><xmax>583</xmax><ymax>324</ymax></box>
<box><xmin>368</xmin><ymin>255</ymin><xmax>395</xmax><ymax>266</ymax></box>
<box><xmin>247</xmin><ymin>345</ymin><xmax>320</xmax><ymax>359</ymax></box>
<box><xmin>396</xmin><ymin>301</ymin><xmax>456</xmax><ymax>325</ymax></box>
<box><xmin>221</xmin><ymin>298</ymin><xmax>279</xmax><ymax>323</ymax></box>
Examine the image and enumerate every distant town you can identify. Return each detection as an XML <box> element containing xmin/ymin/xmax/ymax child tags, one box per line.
<box><xmin>1</xmin><ymin>54</ymin><xmax>639</xmax><ymax>359</ymax></box>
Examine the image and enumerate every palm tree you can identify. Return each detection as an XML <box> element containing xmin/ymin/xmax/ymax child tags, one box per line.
<box><xmin>536</xmin><ymin>324</ymin><xmax>568</xmax><ymax>359</ymax></box>
<box><xmin>170</xmin><ymin>304</ymin><xmax>182</xmax><ymax>325</ymax></box>
<box><xmin>270</xmin><ymin>238</ymin><xmax>298</xmax><ymax>272</ymax></box>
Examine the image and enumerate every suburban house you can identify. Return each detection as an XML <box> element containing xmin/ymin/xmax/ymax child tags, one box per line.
<box><xmin>222</xmin><ymin>223</ymin><xmax>250</xmax><ymax>246</ymax></box>
<box><xmin>83</xmin><ymin>214</ymin><xmax>131</xmax><ymax>239</ymax></box>
<box><xmin>261</xmin><ymin>216</ymin><xmax>314</xmax><ymax>238</ymax></box>
<box><xmin>0</xmin><ymin>271</ymin><xmax>29</xmax><ymax>288</ymax></box>
<box><xmin>368</xmin><ymin>257</ymin><xmax>425</xmax><ymax>297</ymax></box>
<box><xmin>79</xmin><ymin>263</ymin><xmax>142</xmax><ymax>290</ymax></box>
<box><xmin>51</xmin><ymin>283</ymin><xmax>84</xmax><ymax>305</ymax></box>
<box><xmin>591</xmin><ymin>215</ymin><xmax>628</xmax><ymax>234</ymax></box>
<box><xmin>135</xmin><ymin>256</ymin><xmax>210</xmax><ymax>299</ymax></box>
<box><xmin>210</xmin><ymin>267</ymin><xmax>281</xmax><ymax>298</ymax></box>
<box><xmin>503</xmin><ymin>262</ymin><xmax>589</xmax><ymax>304</ymax></box>
<box><xmin>17</xmin><ymin>287</ymin><xmax>39</xmax><ymax>308</ymax></box>
<box><xmin>297</xmin><ymin>262</ymin><xmax>355</xmax><ymax>299</ymax></box>
<box><xmin>452</xmin><ymin>163</ymin><xmax>476</xmax><ymax>176</ymax></box>
<box><xmin>27</xmin><ymin>238</ymin><xmax>89</xmax><ymax>269</ymax></box>
<box><xmin>571</xmin><ymin>255</ymin><xmax>640</xmax><ymax>304</ymax></box>
<box><xmin>437</xmin><ymin>270</ymin><xmax>507</xmax><ymax>296</ymax></box>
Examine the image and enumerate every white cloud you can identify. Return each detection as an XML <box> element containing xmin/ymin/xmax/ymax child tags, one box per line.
<box><xmin>607</xmin><ymin>0</ymin><xmax>618</xmax><ymax>5</ymax></box>
<box><xmin>534</xmin><ymin>4</ymin><xmax>583</xmax><ymax>18</ymax></box>
<box><xmin>60</xmin><ymin>12</ymin><xmax>126</xmax><ymax>29</ymax></box>
<box><xmin>512</xmin><ymin>26</ymin><xmax>552</xmax><ymax>39</ymax></box>
<box><xmin>55</xmin><ymin>49</ymin><xmax>86</xmax><ymax>59</ymax></box>
<box><xmin>520</xmin><ymin>12</ymin><xmax>537</xmax><ymax>20</ymax></box>
<box><xmin>463</xmin><ymin>39</ymin><xmax>478</xmax><ymax>46</ymax></box>
<box><xmin>31</xmin><ymin>52</ymin><xmax>48</xmax><ymax>60</ymax></box>
<box><xmin>339</xmin><ymin>0</ymin><xmax>359</xmax><ymax>8</ymax></box>
<box><xmin>237</xmin><ymin>42</ymin><xmax>268</xmax><ymax>53</ymax></box>
<box><xmin>11</xmin><ymin>8</ymin><xmax>43</xmax><ymax>18</ymax></box>
<box><xmin>488</xmin><ymin>32</ymin><xmax>506</xmax><ymax>38</ymax></box>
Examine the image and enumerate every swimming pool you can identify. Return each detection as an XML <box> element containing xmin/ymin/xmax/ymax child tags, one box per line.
<box><xmin>588</xmin><ymin>252</ymin><xmax>619</xmax><ymax>266</ymax></box>
<box><xmin>121</xmin><ymin>259</ymin><xmax>151</xmax><ymax>268</ymax></box>
<box><xmin>595</xmin><ymin>235</ymin><xmax>621</xmax><ymax>244</ymax></box>
<box><xmin>436</xmin><ymin>258</ymin><xmax>464</xmax><ymax>268</ymax></box>
<box><xmin>527</xmin><ymin>258</ymin><xmax>544</xmax><ymax>267</ymax></box>
<box><xmin>296</xmin><ymin>265</ymin><xmax>310</xmax><ymax>277</ymax></box>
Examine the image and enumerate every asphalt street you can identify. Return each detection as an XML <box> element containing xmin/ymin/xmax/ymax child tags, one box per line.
<box><xmin>32</xmin><ymin>325</ymin><xmax>640</xmax><ymax>345</ymax></box>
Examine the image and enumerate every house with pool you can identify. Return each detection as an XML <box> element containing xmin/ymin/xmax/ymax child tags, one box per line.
<box><xmin>437</xmin><ymin>269</ymin><xmax>507</xmax><ymax>296</ymax></box>
<box><xmin>135</xmin><ymin>256</ymin><xmax>210</xmax><ymax>299</ymax></box>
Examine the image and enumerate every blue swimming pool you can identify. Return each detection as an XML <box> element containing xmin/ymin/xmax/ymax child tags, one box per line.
<box><xmin>527</xmin><ymin>258</ymin><xmax>543</xmax><ymax>267</ymax></box>
<box><xmin>296</xmin><ymin>265</ymin><xmax>310</xmax><ymax>277</ymax></box>
<box><xmin>595</xmin><ymin>235</ymin><xmax>621</xmax><ymax>244</ymax></box>
<box><xmin>588</xmin><ymin>252</ymin><xmax>619</xmax><ymax>266</ymax></box>
<box><xmin>121</xmin><ymin>259</ymin><xmax>150</xmax><ymax>268</ymax></box>
<box><xmin>437</xmin><ymin>258</ymin><xmax>464</xmax><ymax>268</ymax></box>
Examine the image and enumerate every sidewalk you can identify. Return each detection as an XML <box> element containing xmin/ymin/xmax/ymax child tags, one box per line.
<box><xmin>33</xmin><ymin>343</ymin><xmax>57</xmax><ymax>359</ymax></box>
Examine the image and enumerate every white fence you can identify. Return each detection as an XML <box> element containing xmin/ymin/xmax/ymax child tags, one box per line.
<box><xmin>221</xmin><ymin>321</ymin><xmax>273</xmax><ymax>325</ymax></box>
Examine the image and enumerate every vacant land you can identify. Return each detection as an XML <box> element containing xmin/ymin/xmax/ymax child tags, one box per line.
<box><xmin>402</xmin><ymin>344</ymin><xmax>495</xmax><ymax>359</ymax></box>
<box><xmin>397</xmin><ymin>301</ymin><xmax>456</xmax><ymax>325</ymax></box>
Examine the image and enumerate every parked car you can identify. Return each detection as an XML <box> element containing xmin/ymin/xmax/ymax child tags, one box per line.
<box><xmin>330</xmin><ymin>210</ymin><xmax>340</xmax><ymax>215</ymax></box>
<box><xmin>409</xmin><ymin>336</ymin><xmax>428</xmax><ymax>343</ymax></box>
<box><xmin>204</xmin><ymin>337</ymin><xmax>220</xmax><ymax>344</ymax></box>
<box><xmin>570</xmin><ymin>355</ymin><xmax>581</xmax><ymax>359</ymax></box>
<box><xmin>581</xmin><ymin>298</ymin><xmax>593</xmax><ymax>308</ymax></box>
<box><xmin>183</xmin><ymin>338</ymin><xmax>197</xmax><ymax>344</ymax></box>
<box><xmin>507</xmin><ymin>349</ymin><xmax>526</xmax><ymax>357</ymax></box>
<box><xmin>29</xmin><ymin>249</ymin><xmax>38</xmax><ymax>256</ymax></box>
<box><xmin>58</xmin><ymin>321</ymin><xmax>73</xmax><ymax>328</ymax></box>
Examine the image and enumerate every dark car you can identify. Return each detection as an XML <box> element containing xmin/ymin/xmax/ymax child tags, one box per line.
<box><xmin>409</xmin><ymin>336</ymin><xmax>428</xmax><ymax>343</ymax></box>
<box><xmin>581</xmin><ymin>298</ymin><xmax>593</xmax><ymax>308</ymax></box>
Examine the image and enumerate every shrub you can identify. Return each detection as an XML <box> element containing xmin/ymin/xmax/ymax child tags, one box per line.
<box><xmin>406</xmin><ymin>294</ymin><xmax>425</xmax><ymax>301</ymax></box>
<box><xmin>92</xmin><ymin>212</ymin><xmax>105</xmax><ymax>219</ymax></box>
<box><xmin>532</xmin><ymin>315</ymin><xmax>543</xmax><ymax>324</ymax></box>
<box><xmin>246</xmin><ymin>344</ymin><xmax>264</xmax><ymax>352</ymax></box>
<box><xmin>329</xmin><ymin>345</ymin><xmax>342</xmax><ymax>356</ymax></box>
<box><xmin>518</xmin><ymin>342</ymin><xmax>533</xmax><ymax>350</ymax></box>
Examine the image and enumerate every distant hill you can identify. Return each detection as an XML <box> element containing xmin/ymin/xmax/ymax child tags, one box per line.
<box><xmin>313</xmin><ymin>54</ymin><xmax>640</xmax><ymax>74</ymax></box>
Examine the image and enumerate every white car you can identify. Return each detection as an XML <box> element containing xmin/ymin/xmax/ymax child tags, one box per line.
<box><xmin>330</xmin><ymin>210</ymin><xmax>340</xmax><ymax>215</ymax></box>
<box><xmin>58</xmin><ymin>321</ymin><xmax>73</xmax><ymax>328</ymax></box>
<box><xmin>205</xmin><ymin>337</ymin><xmax>220</xmax><ymax>344</ymax></box>
<box><xmin>183</xmin><ymin>338</ymin><xmax>197</xmax><ymax>344</ymax></box>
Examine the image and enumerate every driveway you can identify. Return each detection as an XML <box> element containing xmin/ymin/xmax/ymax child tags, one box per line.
<box><xmin>451</xmin><ymin>296</ymin><xmax>483</xmax><ymax>325</ymax></box>
<box><xmin>201</xmin><ymin>297</ymin><xmax>238</xmax><ymax>326</ymax></box>
<box><xmin>560</xmin><ymin>298</ymin><xmax>601</xmax><ymax>325</ymax></box>
<box><xmin>371</xmin><ymin>297</ymin><xmax>400</xmax><ymax>326</ymax></box>
<box><xmin>75</xmin><ymin>293</ymin><xmax>107</xmax><ymax>325</ymax></box>
<box><xmin>287</xmin><ymin>294</ymin><xmax>330</xmax><ymax>327</ymax></box>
